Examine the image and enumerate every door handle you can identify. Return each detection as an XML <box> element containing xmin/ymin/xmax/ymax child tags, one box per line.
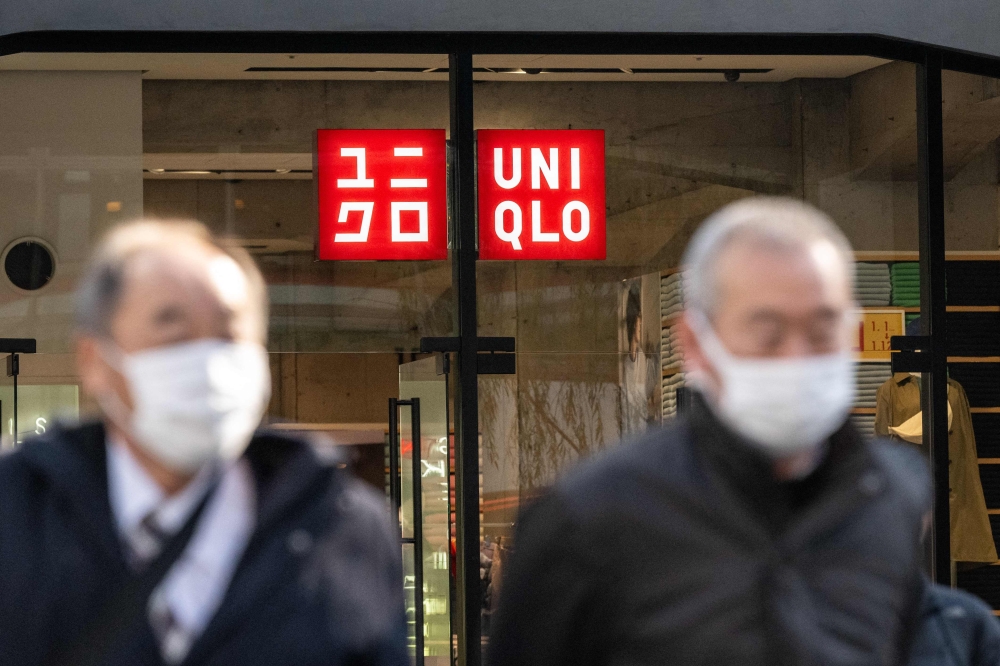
<box><xmin>388</xmin><ymin>397</ymin><xmax>424</xmax><ymax>666</ymax></box>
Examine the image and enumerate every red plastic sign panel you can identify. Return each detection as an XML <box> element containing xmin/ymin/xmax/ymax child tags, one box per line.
<box><xmin>316</xmin><ymin>129</ymin><xmax>448</xmax><ymax>260</ymax></box>
<box><xmin>477</xmin><ymin>129</ymin><xmax>606</xmax><ymax>260</ymax></box>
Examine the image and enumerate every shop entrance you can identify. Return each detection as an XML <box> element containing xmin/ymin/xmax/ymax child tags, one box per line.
<box><xmin>390</xmin><ymin>356</ymin><xmax>452</xmax><ymax>666</ymax></box>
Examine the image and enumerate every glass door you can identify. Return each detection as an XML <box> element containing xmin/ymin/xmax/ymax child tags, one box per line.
<box><xmin>391</xmin><ymin>356</ymin><xmax>452</xmax><ymax>666</ymax></box>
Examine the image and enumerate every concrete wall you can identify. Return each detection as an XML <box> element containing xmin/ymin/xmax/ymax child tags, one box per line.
<box><xmin>138</xmin><ymin>67</ymin><xmax>1000</xmax><ymax>503</ymax></box>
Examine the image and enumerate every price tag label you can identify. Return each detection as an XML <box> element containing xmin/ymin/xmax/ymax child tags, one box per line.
<box><xmin>854</xmin><ymin>309</ymin><xmax>906</xmax><ymax>361</ymax></box>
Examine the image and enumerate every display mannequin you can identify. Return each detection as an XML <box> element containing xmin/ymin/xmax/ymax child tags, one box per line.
<box><xmin>875</xmin><ymin>367</ymin><xmax>996</xmax><ymax>564</ymax></box>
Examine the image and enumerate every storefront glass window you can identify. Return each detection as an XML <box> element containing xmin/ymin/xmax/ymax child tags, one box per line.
<box><xmin>0</xmin><ymin>56</ymin><xmax>456</xmax><ymax>665</ymax></box>
<box><xmin>0</xmin><ymin>70</ymin><xmax>142</xmax><ymax>445</ymax></box>
<box><xmin>475</xmin><ymin>56</ymin><xmax>921</xmax><ymax>639</ymax></box>
<box><xmin>940</xmin><ymin>68</ymin><xmax>1000</xmax><ymax>600</ymax></box>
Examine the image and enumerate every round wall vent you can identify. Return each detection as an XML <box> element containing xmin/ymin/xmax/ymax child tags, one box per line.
<box><xmin>3</xmin><ymin>238</ymin><xmax>56</xmax><ymax>292</ymax></box>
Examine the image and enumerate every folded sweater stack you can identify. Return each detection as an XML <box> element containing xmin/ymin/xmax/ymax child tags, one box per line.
<box><xmin>851</xmin><ymin>413</ymin><xmax>877</xmax><ymax>438</ymax></box>
<box><xmin>661</xmin><ymin>325</ymin><xmax>683</xmax><ymax>370</ymax></box>
<box><xmin>855</xmin><ymin>362</ymin><xmax>892</xmax><ymax>410</ymax></box>
<box><xmin>891</xmin><ymin>262</ymin><xmax>921</xmax><ymax>307</ymax></box>
<box><xmin>660</xmin><ymin>273</ymin><xmax>684</xmax><ymax>320</ymax></box>
<box><xmin>855</xmin><ymin>262</ymin><xmax>892</xmax><ymax>307</ymax></box>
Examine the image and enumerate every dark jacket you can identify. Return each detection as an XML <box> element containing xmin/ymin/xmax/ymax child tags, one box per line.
<box><xmin>488</xmin><ymin>396</ymin><xmax>931</xmax><ymax>666</ymax></box>
<box><xmin>0</xmin><ymin>421</ymin><xmax>408</xmax><ymax>666</ymax></box>
<box><xmin>908</xmin><ymin>581</ymin><xmax>1000</xmax><ymax>666</ymax></box>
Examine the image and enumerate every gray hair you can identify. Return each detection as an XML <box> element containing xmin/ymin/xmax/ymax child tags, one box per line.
<box><xmin>682</xmin><ymin>197</ymin><xmax>855</xmax><ymax>316</ymax></box>
<box><xmin>74</xmin><ymin>219</ymin><xmax>268</xmax><ymax>341</ymax></box>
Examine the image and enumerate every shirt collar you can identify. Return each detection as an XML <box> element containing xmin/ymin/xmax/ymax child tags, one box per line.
<box><xmin>106</xmin><ymin>435</ymin><xmax>217</xmax><ymax>538</ymax></box>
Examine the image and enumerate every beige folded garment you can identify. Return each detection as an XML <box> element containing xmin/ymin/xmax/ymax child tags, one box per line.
<box><xmin>888</xmin><ymin>396</ymin><xmax>953</xmax><ymax>444</ymax></box>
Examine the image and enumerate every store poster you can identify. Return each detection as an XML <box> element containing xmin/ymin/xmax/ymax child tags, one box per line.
<box><xmin>619</xmin><ymin>273</ymin><xmax>661</xmax><ymax>437</ymax></box>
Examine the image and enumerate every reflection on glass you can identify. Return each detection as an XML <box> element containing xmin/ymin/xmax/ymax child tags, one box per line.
<box><xmin>399</xmin><ymin>357</ymin><xmax>451</xmax><ymax>665</ymax></box>
<box><xmin>401</xmin><ymin>542</ymin><xmax>417</xmax><ymax>661</ymax></box>
<box><xmin>0</xmin><ymin>382</ymin><xmax>79</xmax><ymax>448</ymax></box>
<box><xmin>476</xmin><ymin>58</ymin><xmax>921</xmax><ymax>640</ymax></box>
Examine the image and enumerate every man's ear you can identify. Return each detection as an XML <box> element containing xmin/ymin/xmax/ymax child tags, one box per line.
<box><xmin>75</xmin><ymin>336</ymin><xmax>109</xmax><ymax>399</ymax></box>
<box><xmin>676</xmin><ymin>311</ymin><xmax>721</xmax><ymax>396</ymax></box>
<box><xmin>675</xmin><ymin>312</ymin><xmax>705</xmax><ymax>372</ymax></box>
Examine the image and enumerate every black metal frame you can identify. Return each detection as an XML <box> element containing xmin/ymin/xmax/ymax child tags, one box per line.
<box><xmin>448</xmin><ymin>52</ymin><xmax>482</xmax><ymax>666</ymax></box>
<box><xmin>388</xmin><ymin>397</ymin><xmax>424</xmax><ymax>666</ymax></box>
<box><xmin>0</xmin><ymin>338</ymin><xmax>36</xmax><ymax>445</ymax></box>
<box><xmin>4</xmin><ymin>27</ymin><xmax>999</xmax><ymax>664</ymax></box>
<box><xmin>916</xmin><ymin>54</ymin><xmax>952</xmax><ymax>586</ymax></box>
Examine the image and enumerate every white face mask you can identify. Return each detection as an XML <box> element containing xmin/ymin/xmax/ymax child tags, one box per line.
<box><xmin>100</xmin><ymin>339</ymin><xmax>271</xmax><ymax>473</ymax></box>
<box><xmin>689</xmin><ymin>313</ymin><xmax>855</xmax><ymax>458</ymax></box>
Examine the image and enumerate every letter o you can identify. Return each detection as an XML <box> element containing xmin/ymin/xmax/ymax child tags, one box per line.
<box><xmin>562</xmin><ymin>201</ymin><xmax>590</xmax><ymax>242</ymax></box>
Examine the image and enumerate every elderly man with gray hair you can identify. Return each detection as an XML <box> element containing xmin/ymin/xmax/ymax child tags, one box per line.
<box><xmin>488</xmin><ymin>197</ymin><xmax>931</xmax><ymax>666</ymax></box>
<box><xmin>0</xmin><ymin>220</ymin><xmax>407</xmax><ymax>666</ymax></box>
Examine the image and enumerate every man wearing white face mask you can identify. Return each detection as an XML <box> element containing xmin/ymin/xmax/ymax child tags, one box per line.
<box><xmin>489</xmin><ymin>198</ymin><xmax>931</xmax><ymax>666</ymax></box>
<box><xmin>0</xmin><ymin>221</ymin><xmax>407</xmax><ymax>666</ymax></box>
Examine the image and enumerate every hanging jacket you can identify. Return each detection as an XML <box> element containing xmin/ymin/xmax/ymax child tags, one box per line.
<box><xmin>875</xmin><ymin>373</ymin><xmax>997</xmax><ymax>563</ymax></box>
<box><xmin>0</xmin><ymin>421</ymin><xmax>408</xmax><ymax>666</ymax></box>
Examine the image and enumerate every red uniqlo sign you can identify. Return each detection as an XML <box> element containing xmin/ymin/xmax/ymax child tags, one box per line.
<box><xmin>315</xmin><ymin>129</ymin><xmax>448</xmax><ymax>260</ymax></box>
<box><xmin>476</xmin><ymin>129</ymin><xmax>606</xmax><ymax>260</ymax></box>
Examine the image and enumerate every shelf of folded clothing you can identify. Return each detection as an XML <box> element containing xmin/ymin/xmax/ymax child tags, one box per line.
<box><xmin>658</xmin><ymin>305</ymin><xmax>1000</xmax><ymax>323</ymax></box>
<box><xmin>662</xmin><ymin>367</ymin><xmax>682</xmax><ymax>378</ymax></box>
<box><xmin>949</xmin><ymin>306</ymin><xmax>1000</xmax><ymax>312</ymax></box>
<box><xmin>860</xmin><ymin>306</ymin><xmax>921</xmax><ymax>312</ymax></box>
<box><xmin>851</xmin><ymin>407</ymin><xmax>877</xmax><ymax>414</ymax></box>
<box><xmin>853</xmin><ymin>251</ymin><xmax>1000</xmax><ymax>262</ymax></box>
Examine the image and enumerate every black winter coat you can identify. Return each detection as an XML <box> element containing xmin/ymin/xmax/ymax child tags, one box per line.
<box><xmin>488</xmin><ymin>397</ymin><xmax>931</xmax><ymax>666</ymax></box>
<box><xmin>908</xmin><ymin>580</ymin><xmax>1000</xmax><ymax>666</ymax></box>
<box><xmin>0</xmin><ymin>421</ymin><xmax>408</xmax><ymax>666</ymax></box>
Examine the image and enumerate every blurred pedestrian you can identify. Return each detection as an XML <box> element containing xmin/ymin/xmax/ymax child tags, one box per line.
<box><xmin>488</xmin><ymin>198</ymin><xmax>930</xmax><ymax>666</ymax></box>
<box><xmin>0</xmin><ymin>221</ymin><xmax>407</xmax><ymax>666</ymax></box>
<box><xmin>909</xmin><ymin>512</ymin><xmax>1000</xmax><ymax>666</ymax></box>
<box><xmin>908</xmin><ymin>578</ymin><xmax>1000</xmax><ymax>665</ymax></box>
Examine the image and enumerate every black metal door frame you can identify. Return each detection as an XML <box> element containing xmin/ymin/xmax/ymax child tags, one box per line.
<box><xmin>448</xmin><ymin>52</ymin><xmax>482</xmax><ymax>666</ymax></box>
<box><xmin>388</xmin><ymin>397</ymin><xmax>424</xmax><ymax>665</ymax></box>
<box><xmin>916</xmin><ymin>54</ymin><xmax>951</xmax><ymax>585</ymax></box>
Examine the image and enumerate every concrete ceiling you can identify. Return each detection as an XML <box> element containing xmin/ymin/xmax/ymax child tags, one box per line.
<box><xmin>0</xmin><ymin>52</ymin><xmax>888</xmax><ymax>83</ymax></box>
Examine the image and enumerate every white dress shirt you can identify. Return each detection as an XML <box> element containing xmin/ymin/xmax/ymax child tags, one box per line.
<box><xmin>106</xmin><ymin>437</ymin><xmax>256</xmax><ymax>664</ymax></box>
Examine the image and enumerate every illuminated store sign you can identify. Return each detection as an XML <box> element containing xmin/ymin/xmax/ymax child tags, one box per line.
<box><xmin>476</xmin><ymin>129</ymin><xmax>606</xmax><ymax>260</ymax></box>
<box><xmin>315</xmin><ymin>129</ymin><xmax>448</xmax><ymax>260</ymax></box>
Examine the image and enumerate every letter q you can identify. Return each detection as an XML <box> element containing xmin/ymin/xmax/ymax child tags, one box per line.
<box><xmin>495</xmin><ymin>201</ymin><xmax>523</xmax><ymax>250</ymax></box>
